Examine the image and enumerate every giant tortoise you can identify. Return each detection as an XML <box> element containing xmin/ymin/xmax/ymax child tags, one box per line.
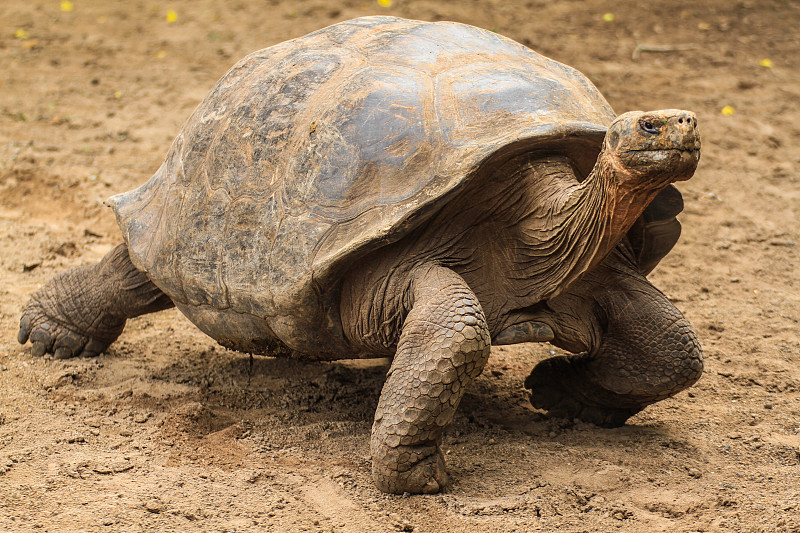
<box><xmin>18</xmin><ymin>16</ymin><xmax>703</xmax><ymax>494</ymax></box>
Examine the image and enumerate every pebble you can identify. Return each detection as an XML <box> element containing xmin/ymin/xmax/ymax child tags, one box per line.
<box><xmin>687</xmin><ymin>467</ymin><xmax>702</xmax><ymax>478</ymax></box>
<box><xmin>22</xmin><ymin>262</ymin><xmax>41</xmax><ymax>272</ymax></box>
<box><xmin>144</xmin><ymin>500</ymin><xmax>165</xmax><ymax>514</ymax></box>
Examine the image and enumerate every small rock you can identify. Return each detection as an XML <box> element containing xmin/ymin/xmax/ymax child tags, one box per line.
<box><xmin>144</xmin><ymin>500</ymin><xmax>165</xmax><ymax>514</ymax></box>
<box><xmin>52</xmin><ymin>241</ymin><xmax>77</xmax><ymax>257</ymax></box>
<box><xmin>389</xmin><ymin>514</ymin><xmax>414</xmax><ymax>532</ymax></box>
<box><xmin>93</xmin><ymin>461</ymin><xmax>133</xmax><ymax>475</ymax></box>
<box><xmin>687</xmin><ymin>467</ymin><xmax>702</xmax><ymax>478</ymax></box>
<box><xmin>22</xmin><ymin>262</ymin><xmax>41</xmax><ymax>272</ymax></box>
<box><xmin>610</xmin><ymin>507</ymin><xmax>633</xmax><ymax>520</ymax></box>
<box><xmin>0</xmin><ymin>456</ymin><xmax>14</xmax><ymax>474</ymax></box>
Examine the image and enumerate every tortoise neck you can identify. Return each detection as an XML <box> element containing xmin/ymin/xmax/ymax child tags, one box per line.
<box><xmin>531</xmin><ymin>156</ymin><xmax>614</xmax><ymax>295</ymax></box>
<box><xmin>515</xmin><ymin>148</ymin><xmax>650</xmax><ymax>300</ymax></box>
<box><xmin>519</xmin><ymin>149</ymin><xmax>667</xmax><ymax>305</ymax></box>
<box><xmin>577</xmin><ymin>153</ymin><xmax>619</xmax><ymax>268</ymax></box>
<box><xmin>585</xmin><ymin>151</ymin><xmax>666</xmax><ymax>263</ymax></box>
<box><xmin>565</xmin><ymin>149</ymin><xmax>653</xmax><ymax>279</ymax></box>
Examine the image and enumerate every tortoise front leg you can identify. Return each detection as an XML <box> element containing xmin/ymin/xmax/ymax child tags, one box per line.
<box><xmin>18</xmin><ymin>243</ymin><xmax>174</xmax><ymax>359</ymax></box>
<box><xmin>371</xmin><ymin>265</ymin><xmax>491</xmax><ymax>494</ymax></box>
<box><xmin>525</xmin><ymin>280</ymin><xmax>703</xmax><ymax>428</ymax></box>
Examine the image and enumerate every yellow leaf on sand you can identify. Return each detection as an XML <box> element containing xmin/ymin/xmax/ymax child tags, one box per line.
<box><xmin>114</xmin><ymin>90</ymin><xmax>123</xmax><ymax>99</ymax></box>
<box><xmin>156</xmin><ymin>50</ymin><xmax>167</xmax><ymax>59</ymax></box>
<box><xmin>602</xmin><ymin>13</ymin><xmax>615</xmax><ymax>22</ymax></box>
<box><xmin>721</xmin><ymin>105</ymin><xmax>735</xmax><ymax>116</ymax></box>
<box><xmin>759</xmin><ymin>58</ymin><xmax>773</xmax><ymax>68</ymax></box>
<box><xmin>14</xmin><ymin>28</ymin><xmax>30</xmax><ymax>39</ymax></box>
<box><xmin>166</xmin><ymin>9</ymin><xmax>178</xmax><ymax>23</ymax></box>
<box><xmin>60</xmin><ymin>1</ymin><xmax>74</xmax><ymax>12</ymax></box>
<box><xmin>377</xmin><ymin>0</ymin><xmax>393</xmax><ymax>7</ymax></box>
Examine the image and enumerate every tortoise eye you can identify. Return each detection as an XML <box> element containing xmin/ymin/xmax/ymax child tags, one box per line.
<box><xmin>640</xmin><ymin>120</ymin><xmax>659</xmax><ymax>134</ymax></box>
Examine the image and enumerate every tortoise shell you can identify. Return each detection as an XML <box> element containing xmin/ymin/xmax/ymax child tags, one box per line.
<box><xmin>109</xmin><ymin>16</ymin><xmax>618</xmax><ymax>356</ymax></box>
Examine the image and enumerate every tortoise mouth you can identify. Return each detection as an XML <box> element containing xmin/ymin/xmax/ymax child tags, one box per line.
<box><xmin>617</xmin><ymin>147</ymin><xmax>700</xmax><ymax>182</ymax></box>
<box><xmin>623</xmin><ymin>147</ymin><xmax>701</xmax><ymax>165</ymax></box>
<box><xmin>624</xmin><ymin>147</ymin><xmax>700</xmax><ymax>155</ymax></box>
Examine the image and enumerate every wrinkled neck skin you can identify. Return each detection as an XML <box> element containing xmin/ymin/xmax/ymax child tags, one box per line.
<box><xmin>596</xmin><ymin>153</ymin><xmax>668</xmax><ymax>252</ymax></box>
<box><xmin>491</xmin><ymin>145</ymin><xmax>670</xmax><ymax>334</ymax></box>
<box><xmin>340</xmin><ymin>144</ymin><xmax>687</xmax><ymax>356</ymax></box>
<box><xmin>436</xmin><ymin>153</ymin><xmax>620</xmax><ymax>334</ymax></box>
<box><xmin>342</xmin><ymin>152</ymin><xmax>634</xmax><ymax>353</ymax></box>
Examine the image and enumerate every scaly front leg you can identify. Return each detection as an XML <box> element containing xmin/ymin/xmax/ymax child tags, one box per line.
<box><xmin>525</xmin><ymin>261</ymin><xmax>703</xmax><ymax>428</ymax></box>
<box><xmin>371</xmin><ymin>265</ymin><xmax>491</xmax><ymax>494</ymax></box>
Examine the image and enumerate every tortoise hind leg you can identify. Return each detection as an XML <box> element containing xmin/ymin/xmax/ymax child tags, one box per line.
<box><xmin>18</xmin><ymin>243</ymin><xmax>174</xmax><ymax>359</ymax></box>
<box><xmin>371</xmin><ymin>265</ymin><xmax>491</xmax><ymax>494</ymax></box>
<box><xmin>526</xmin><ymin>281</ymin><xmax>703</xmax><ymax>428</ymax></box>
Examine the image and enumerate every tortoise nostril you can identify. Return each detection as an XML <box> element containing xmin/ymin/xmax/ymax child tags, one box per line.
<box><xmin>676</xmin><ymin>114</ymin><xmax>697</xmax><ymax>130</ymax></box>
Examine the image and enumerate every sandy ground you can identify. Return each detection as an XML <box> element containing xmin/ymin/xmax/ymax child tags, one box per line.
<box><xmin>1</xmin><ymin>0</ymin><xmax>799</xmax><ymax>531</ymax></box>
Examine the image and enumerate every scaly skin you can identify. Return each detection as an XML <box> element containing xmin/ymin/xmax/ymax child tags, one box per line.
<box><xmin>18</xmin><ymin>244</ymin><xmax>173</xmax><ymax>359</ymax></box>
<box><xmin>371</xmin><ymin>265</ymin><xmax>491</xmax><ymax>494</ymax></box>
<box><xmin>525</xmin><ymin>246</ymin><xmax>704</xmax><ymax>427</ymax></box>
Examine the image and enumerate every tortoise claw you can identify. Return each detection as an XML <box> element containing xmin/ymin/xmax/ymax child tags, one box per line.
<box><xmin>18</xmin><ymin>315</ymin><xmax>32</xmax><ymax>344</ymax></box>
<box><xmin>31</xmin><ymin>340</ymin><xmax>48</xmax><ymax>358</ymax></box>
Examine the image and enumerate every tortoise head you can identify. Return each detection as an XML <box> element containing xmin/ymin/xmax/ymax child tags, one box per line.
<box><xmin>602</xmin><ymin>109</ymin><xmax>700</xmax><ymax>186</ymax></box>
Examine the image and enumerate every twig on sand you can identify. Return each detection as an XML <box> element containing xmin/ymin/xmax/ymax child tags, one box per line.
<box><xmin>633</xmin><ymin>43</ymin><xmax>696</xmax><ymax>60</ymax></box>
